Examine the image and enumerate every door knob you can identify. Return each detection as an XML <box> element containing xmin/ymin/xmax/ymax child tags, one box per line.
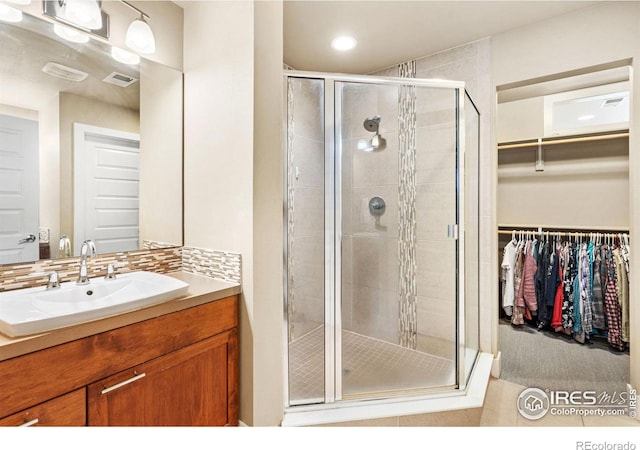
<box><xmin>18</xmin><ymin>234</ymin><xmax>37</xmax><ymax>244</ymax></box>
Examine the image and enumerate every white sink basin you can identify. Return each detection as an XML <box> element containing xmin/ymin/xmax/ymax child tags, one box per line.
<box><xmin>0</xmin><ymin>271</ymin><xmax>189</xmax><ymax>337</ymax></box>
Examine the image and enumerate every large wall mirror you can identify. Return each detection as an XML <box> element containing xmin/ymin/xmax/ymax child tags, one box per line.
<box><xmin>0</xmin><ymin>9</ymin><xmax>183</xmax><ymax>265</ymax></box>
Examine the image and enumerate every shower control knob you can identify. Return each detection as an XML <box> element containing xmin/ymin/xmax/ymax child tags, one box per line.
<box><xmin>369</xmin><ymin>197</ymin><xmax>386</xmax><ymax>217</ymax></box>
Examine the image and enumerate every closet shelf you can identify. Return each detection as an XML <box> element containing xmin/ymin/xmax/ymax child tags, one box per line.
<box><xmin>498</xmin><ymin>224</ymin><xmax>629</xmax><ymax>233</ymax></box>
<box><xmin>497</xmin><ymin>130</ymin><xmax>629</xmax><ymax>151</ymax></box>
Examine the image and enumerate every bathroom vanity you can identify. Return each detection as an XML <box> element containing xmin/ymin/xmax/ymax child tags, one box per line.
<box><xmin>0</xmin><ymin>272</ymin><xmax>240</xmax><ymax>426</ymax></box>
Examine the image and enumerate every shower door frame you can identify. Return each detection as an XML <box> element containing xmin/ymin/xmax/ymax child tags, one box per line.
<box><xmin>283</xmin><ymin>71</ymin><xmax>471</xmax><ymax>410</ymax></box>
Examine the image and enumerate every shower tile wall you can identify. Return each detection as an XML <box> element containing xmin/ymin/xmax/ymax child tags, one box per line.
<box><xmin>341</xmin><ymin>83</ymin><xmax>401</xmax><ymax>344</ymax></box>
<box><xmin>370</xmin><ymin>39</ymin><xmax>489</xmax><ymax>356</ymax></box>
<box><xmin>288</xmin><ymin>78</ymin><xmax>325</xmax><ymax>340</ymax></box>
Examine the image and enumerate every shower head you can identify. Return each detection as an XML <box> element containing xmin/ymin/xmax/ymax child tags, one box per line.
<box><xmin>363</xmin><ymin>115</ymin><xmax>381</xmax><ymax>133</ymax></box>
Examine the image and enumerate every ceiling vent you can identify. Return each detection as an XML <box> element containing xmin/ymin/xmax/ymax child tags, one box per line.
<box><xmin>42</xmin><ymin>62</ymin><xmax>88</xmax><ymax>82</ymax></box>
<box><xmin>102</xmin><ymin>71</ymin><xmax>139</xmax><ymax>88</ymax></box>
<box><xmin>601</xmin><ymin>97</ymin><xmax>625</xmax><ymax>108</ymax></box>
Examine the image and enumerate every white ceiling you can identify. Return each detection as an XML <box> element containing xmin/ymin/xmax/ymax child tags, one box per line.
<box><xmin>284</xmin><ymin>1</ymin><xmax>601</xmax><ymax>74</ymax></box>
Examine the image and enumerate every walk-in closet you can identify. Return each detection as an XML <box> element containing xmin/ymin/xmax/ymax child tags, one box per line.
<box><xmin>496</xmin><ymin>66</ymin><xmax>631</xmax><ymax>394</ymax></box>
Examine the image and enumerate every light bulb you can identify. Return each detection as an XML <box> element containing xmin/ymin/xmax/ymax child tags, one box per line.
<box><xmin>54</xmin><ymin>23</ymin><xmax>90</xmax><ymax>43</ymax></box>
<box><xmin>126</xmin><ymin>17</ymin><xmax>156</xmax><ymax>54</ymax></box>
<box><xmin>111</xmin><ymin>47</ymin><xmax>140</xmax><ymax>65</ymax></box>
<box><xmin>0</xmin><ymin>3</ymin><xmax>23</xmax><ymax>23</ymax></box>
<box><xmin>64</xmin><ymin>0</ymin><xmax>102</xmax><ymax>30</ymax></box>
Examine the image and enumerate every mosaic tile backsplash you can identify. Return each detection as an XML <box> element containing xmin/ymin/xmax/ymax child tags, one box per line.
<box><xmin>0</xmin><ymin>245</ymin><xmax>243</xmax><ymax>293</ymax></box>
<box><xmin>0</xmin><ymin>247</ymin><xmax>182</xmax><ymax>293</ymax></box>
<box><xmin>182</xmin><ymin>247</ymin><xmax>242</xmax><ymax>284</ymax></box>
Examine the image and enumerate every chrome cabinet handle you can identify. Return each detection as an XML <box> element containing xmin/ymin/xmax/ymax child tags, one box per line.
<box><xmin>18</xmin><ymin>234</ymin><xmax>37</xmax><ymax>244</ymax></box>
<box><xmin>101</xmin><ymin>372</ymin><xmax>146</xmax><ymax>395</ymax></box>
<box><xmin>19</xmin><ymin>418</ymin><xmax>39</xmax><ymax>427</ymax></box>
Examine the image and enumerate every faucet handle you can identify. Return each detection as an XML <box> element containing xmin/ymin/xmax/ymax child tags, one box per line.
<box><xmin>105</xmin><ymin>262</ymin><xmax>128</xmax><ymax>280</ymax></box>
<box><xmin>105</xmin><ymin>263</ymin><xmax>117</xmax><ymax>280</ymax></box>
<box><xmin>47</xmin><ymin>271</ymin><xmax>60</xmax><ymax>290</ymax></box>
<box><xmin>28</xmin><ymin>271</ymin><xmax>61</xmax><ymax>290</ymax></box>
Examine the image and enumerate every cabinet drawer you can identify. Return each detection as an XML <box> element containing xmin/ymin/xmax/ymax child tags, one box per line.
<box><xmin>0</xmin><ymin>389</ymin><xmax>85</xmax><ymax>427</ymax></box>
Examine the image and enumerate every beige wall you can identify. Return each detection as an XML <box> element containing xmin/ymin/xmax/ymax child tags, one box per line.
<box><xmin>182</xmin><ymin>0</ymin><xmax>284</xmax><ymax>426</ymax></box>
<box><xmin>252</xmin><ymin>0</ymin><xmax>284</xmax><ymax>425</ymax></box>
<box><xmin>491</xmin><ymin>1</ymin><xmax>640</xmax><ymax>388</ymax></box>
<box><xmin>39</xmin><ymin>95</ymin><xmax>60</xmax><ymax>256</ymax></box>
<box><xmin>59</xmin><ymin>93</ymin><xmax>139</xmax><ymax>252</ymax></box>
<box><xmin>139</xmin><ymin>61</ymin><xmax>183</xmax><ymax>246</ymax></box>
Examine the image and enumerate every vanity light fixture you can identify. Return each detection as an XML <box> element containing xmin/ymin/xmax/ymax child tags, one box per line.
<box><xmin>111</xmin><ymin>46</ymin><xmax>140</xmax><ymax>65</ymax></box>
<box><xmin>122</xmin><ymin>0</ymin><xmax>155</xmax><ymax>55</ymax></box>
<box><xmin>0</xmin><ymin>3</ymin><xmax>23</xmax><ymax>23</ymax></box>
<box><xmin>43</xmin><ymin>0</ymin><xmax>109</xmax><ymax>38</ymax></box>
<box><xmin>63</xmin><ymin>0</ymin><xmax>102</xmax><ymax>30</ymax></box>
<box><xmin>54</xmin><ymin>23</ymin><xmax>90</xmax><ymax>44</ymax></box>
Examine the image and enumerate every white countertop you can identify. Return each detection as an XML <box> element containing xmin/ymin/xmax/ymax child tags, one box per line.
<box><xmin>0</xmin><ymin>271</ymin><xmax>241</xmax><ymax>362</ymax></box>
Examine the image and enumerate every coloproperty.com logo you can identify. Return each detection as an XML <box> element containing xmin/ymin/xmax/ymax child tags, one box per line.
<box><xmin>517</xmin><ymin>386</ymin><xmax>637</xmax><ymax>420</ymax></box>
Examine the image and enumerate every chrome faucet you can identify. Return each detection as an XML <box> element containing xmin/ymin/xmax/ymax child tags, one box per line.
<box><xmin>77</xmin><ymin>240</ymin><xmax>97</xmax><ymax>285</ymax></box>
<box><xmin>59</xmin><ymin>235</ymin><xmax>71</xmax><ymax>258</ymax></box>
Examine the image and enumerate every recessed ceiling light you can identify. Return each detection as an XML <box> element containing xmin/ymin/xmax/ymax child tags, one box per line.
<box><xmin>331</xmin><ymin>35</ymin><xmax>357</xmax><ymax>51</ymax></box>
<box><xmin>578</xmin><ymin>114</ymin><xmax>595</xmax><ymax>121</ymax></box>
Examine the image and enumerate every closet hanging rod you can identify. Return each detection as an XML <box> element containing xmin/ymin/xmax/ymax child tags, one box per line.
<box><xmin>497</xmin><ymin>229</ymin><xmax>629</xmax><ymax>238</ymax></box>
<box><xmin>497</xmin><ymin>131</ymin><xmax>629</xmax><ymax>150</ymax></box>
<box><xmin>498</xmin><ymin>224</ymin><xmax>629</xmax><ymax>232</ymax></box>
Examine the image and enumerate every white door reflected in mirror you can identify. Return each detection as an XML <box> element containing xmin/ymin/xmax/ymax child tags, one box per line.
<box><xmin>0</xmin><ymin>113</ymin><xmax>39</xmax><ymax>264</ymax></box>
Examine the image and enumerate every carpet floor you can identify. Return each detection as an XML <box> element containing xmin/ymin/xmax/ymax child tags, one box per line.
<box><xmin>499</xmin><ymin>321</ymin><xmax>630</xmax><ymax>394</ymax></box>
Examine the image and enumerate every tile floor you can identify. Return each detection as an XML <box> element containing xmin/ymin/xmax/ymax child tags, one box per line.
<box><xmin>318</xmin><ymin>378</ymin><xmax>640</xmax><ymax>427</ymax></box>
<box><xmin>289</xmin><ymin>327</ymin><xmax>454</xmax><ymax>402</ymax></box>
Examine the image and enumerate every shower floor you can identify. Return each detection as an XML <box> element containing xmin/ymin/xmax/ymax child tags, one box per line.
<box><xmin>289</xmin><ymin>326</ymin><xmax>455</xmax><ymax>403</ymax></box>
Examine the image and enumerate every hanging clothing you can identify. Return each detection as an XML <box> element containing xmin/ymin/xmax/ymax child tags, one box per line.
<box><xmin>520</xmin><ymin>240</ymin><xmax>538</xmax><ymax>314</ymax></box>
<box><xmin>604</xmin><ymin>246</ymin><xmax>624</xmax><ymax>351</ymax></box>
<box><xmin>613</xmin><ymin>247</ymin><xmax>629</xmax><ymax>343</ymax></box>
<box><xmin>535</xmin><ymin>240</ymin><xmax>550</xmax><ymax>324</ymax></box>
<box><xmin>543</xmin><ymin>241</ymin><xmax>561</xmax><ymax>325</ymax></box>
<box><xmin>559</xmin><ymin>242</ymin><xmax>576</xmax><ymax>331</ymax></box>
<box><xmin>580</xmin><ymin>242</ymin><xmax>593</xmax><ymax>336</ymax></box>
<box><xmin>550</xmin><ymin>245</ymin><xmax>565</xmax><ymax>331</ymax></box>
<box><xmin>500</xmin><ymin>239</ymin><xmax>518</xmax><ymax>317</ymax></box>
<box><xmin>512</xmin><ymin>240</ymin><xmax>526</xmax><ymax>325</ymax></box>
<box><xmin>591</xmin><ymin>247</ymin><xmax>606</xmax><ymax>330</ymax></box>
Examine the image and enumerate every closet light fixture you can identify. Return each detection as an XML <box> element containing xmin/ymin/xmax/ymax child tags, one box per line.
<box><xmin>63</xmin><ymin>0</ymin><xmax>102</xmax><ymax>30</ymax></box>
<box><xmin>122</xmin><ymin>1</ymin><xmax>156</xmax><ymax>55</ymax></box>
<box><xmin>54</xmin><ymin>23</ymin><xmax>90</xmax><ymax>44</ymax></box>
<box><xmin>0</xmin><ymin>3</ymin><xmax>23</xmax><ymax>23</ymax></box>
<box><xmin>111</xmin><ymin>46</ymin><xmax>140</xmax><ymax>65</ymax></box>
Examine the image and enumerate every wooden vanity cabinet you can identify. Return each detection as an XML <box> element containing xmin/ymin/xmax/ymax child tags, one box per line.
<box><xmin>0</xmin><ymin>295</ymin><xmax>238</xmax><ymax>426</ymax></box>
<box><xmin>0</xmin><ymin>389</ymin><xmax>86</xmax><ymax>427</ymax></box>
<box><xmin>88</xmin><ymin>331</ymin><xmax>235</xmax><ymax>426</ymax></box>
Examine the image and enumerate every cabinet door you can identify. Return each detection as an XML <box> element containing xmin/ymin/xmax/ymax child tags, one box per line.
<box><xmin>0</xmin><ymin>389</ymin><xmax>85</xmax><ymax>426</ymax></box>
<box><xmin>87</xmin><ymin>330</ymin><xmax>237</xmax><ymax>426</ymax></box>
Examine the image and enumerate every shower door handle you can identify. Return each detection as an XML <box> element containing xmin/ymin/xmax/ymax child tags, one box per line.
<box><xmin>447</xmin><ymin>224</ymin><xmax>459</xmax><ymax>240</ymax></box>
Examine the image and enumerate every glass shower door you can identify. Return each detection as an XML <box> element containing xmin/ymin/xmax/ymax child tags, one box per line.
<box><xmin>337</xmin><ymin>80</ymin><xmax>460</xmax><ymax>398</ymax></box>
